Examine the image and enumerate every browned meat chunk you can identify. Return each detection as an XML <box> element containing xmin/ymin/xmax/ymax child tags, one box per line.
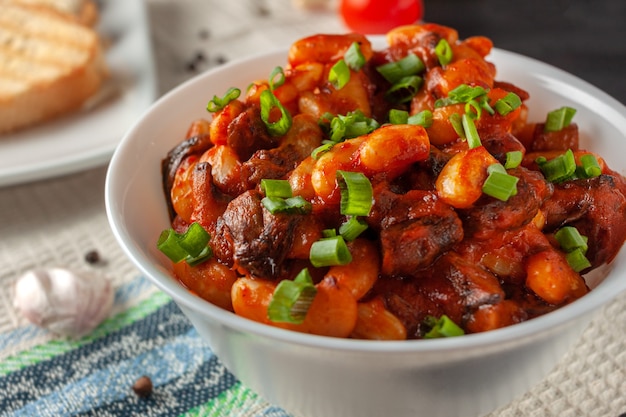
<box><xmin>438</xmin><ymin>251</ymin><xmax>505</xmax><ymax>309</ymax></box>
<box><xmin>461</xmin><ymin>167</ymin><xmax>553</xmax><ymax>240</ymax></box>
<box><xmin>542</xmin><ymin>174</ymin><xmax>626</xmax><ymax>267</ymax></box>
<box><xmin>480</xmin><ymin>132</ymin><xmax>526</xmax><ymax>164</ymax></box>
<box><xmin>227</xmin><ymin>106</ymin><xmax>279</xmax><ymax>161</ymax></box>
<box><xmin>189</xmin><ymin>161</ymin><xmax>232</xmax><ymax>232</ymax></box>
<box><xmin>162</xmin><ymin>132</ymin><xmax>213</xmax><ymax>220</ymax></box>
<box><xmin>375</xmin><ymin>251</ymin><xmax>505</xmax><ymax>338</ymax></box>
<box><xmin>368</xmin><ymin>185</ymin><xmax>463</xmax><ymax>276</ymax></box>
<box><xmin>530</xmin><ymin>123</ymin><xmax>579</xmax><ymax>152</ymax></box>
<box><xmin>241</xmin><ymin>114</ymin><xmax>323</xmax><ymax>188</ymax></box>
<box><xmin>213</xmin><ymin>190</ymin><xmax>303</xmax><ymax>279</ymax></box>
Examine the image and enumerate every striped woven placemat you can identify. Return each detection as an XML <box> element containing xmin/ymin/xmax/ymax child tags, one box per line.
<box><xmin>1</xmin><ymin>288</ymin><xmax>292</xmax><ymax>417</ymax></box>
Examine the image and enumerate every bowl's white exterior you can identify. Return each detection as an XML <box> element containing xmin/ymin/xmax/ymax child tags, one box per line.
<box><xmin>106</xmin><ymin>43</ymin><xmax>626</xmax><ymax>417</ymax></box>
<box><xmin>180</xmin><ymin>304</ymin><xmax>590</xmax><ymax>417</ymax></box>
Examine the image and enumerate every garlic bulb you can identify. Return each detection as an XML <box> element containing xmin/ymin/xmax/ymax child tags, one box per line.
<box><xmin>13</xmin><ymin>268</ymin><xmax>114</xmax><ymax>338</ymax></box>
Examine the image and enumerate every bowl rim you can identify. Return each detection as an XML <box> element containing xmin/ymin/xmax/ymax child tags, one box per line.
<box><xmin>105</xmin><ymin>41</ymin><xmax>626</xmax><ymax>353</ymax></box>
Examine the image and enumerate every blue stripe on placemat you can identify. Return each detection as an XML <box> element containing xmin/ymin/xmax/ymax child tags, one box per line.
<box><xmin>0</xmin><ymin>325</ymin><xmax>48</xmax><ymax>356</ymax></box>
<box><xmin>112</xmin><ymin>275</ymin><xmax>157</xmax><ymax>305</ymax></box>
<box><xmin>0</xmin><ymin>300</ymin><xmax>240</xmax><ymax>417</ymax></box>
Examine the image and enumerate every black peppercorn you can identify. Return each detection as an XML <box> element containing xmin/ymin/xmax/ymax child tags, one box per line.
<box><xmin>84</xmin><ymin>250</ymin><xmax>101</xmax><ymax>265</ymax></box>
<box><xmin>132</xmin><ymin>375</ymin><xmax>153</xmax><ymax>398</ymax></box>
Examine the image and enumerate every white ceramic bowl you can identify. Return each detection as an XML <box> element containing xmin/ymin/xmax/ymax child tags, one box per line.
<box><xmin>105</xmin><ymin>40</ymin><xmax>626</xmax><ymax>417</ymax></box>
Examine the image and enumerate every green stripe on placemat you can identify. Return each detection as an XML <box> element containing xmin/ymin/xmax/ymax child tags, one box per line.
<box><xmin>181</xmin><ymin>382</ymin><xmax>266</xmax><ymax>417</ymax></box>
<box><xmin>0</xmin><ymin>291</ymin><xmax>171</xmax><ymax>376</ymax></box>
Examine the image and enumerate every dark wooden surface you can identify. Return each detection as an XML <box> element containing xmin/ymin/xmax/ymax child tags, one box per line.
<box><xmin>424</xmin><ymin>0</ymin><xmax>626</xmax><ymax>104</ymax></box>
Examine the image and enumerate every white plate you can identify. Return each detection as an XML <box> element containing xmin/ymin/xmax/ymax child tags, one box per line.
<box><xmin>0</xmin><ymin>0</ymin><xmax>157</xmax><ymax>187</ymax></box>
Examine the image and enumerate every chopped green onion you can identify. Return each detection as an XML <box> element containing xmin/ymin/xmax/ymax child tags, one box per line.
<box><xmin>267</xmin><ymin>268</ymin><xmax>318</xmax><ymax>324</ymax></box>
<box><xmin>464</xmin><ymin>99</ymin><xmax>483</xmax><ymax>120</ymax></box>
<box><xmin>261</xmin><ymin>179</ymin><xmax>293</xmax><ymax>199</ymax></box>
<box><xmin>389</xmin><ymin>108</ymin><xmax>433</xmax><ymax>127</ymax></box>
<box><xmin>483</xmin><ymin>99</ymin><xmax>495</xmax><ymax>116</ymax></box>
<box><xmin>261</xmin><ymin>196</ymin><xmax>311</xmax><ymax>214</ymax></box>
<box><xmin>339</xmin><ymin>217</ymin><xmax>369</xmax><ymax>241</ymax></box>
<box><xmin>449</xmin><ymin>113</ymin><xmax>464</xmax><ymax>138</ymax></box>
<box><xmin>389</xmin><ymin>109</ymin><xmax>409</xmax><ymax>125</ymax></box>
<box><xmin>462</xmin><ymin>113</ymin><xmax>482</xmax><ymax>148</ymax></box>
<box><xmin>579</xmin><ymin>154</ymin><xmax>602</xmax><ymax>178</ymax></box>
<box><xmin>487</xmin><ymin>163</ymin><xmax>507</xmax><ymax>175</ymax></box>
<box><xmin>539</xmin><ymin>151</ymin><xmax>600</xmax><ymax>182</ymax></box>
<box><xmin>452</xmin><ymin>85</ymin><xmax>488</xmax><ymax>102</ymax></box>
<box><xmin>283</xmin><ymin>196</ymin><xmax>312</xmax><ymax>213</ymax></box>
<box><xmin>435</xmin><ymin>38</ymin><xmax>453</xmax><ymax>66</ymax></box>
<box><xmin>376</xmin><ymin>53</ymin><xmax>424</xmax><ymax>84</ymax></box>
<box><xmin>318</xmin><ymin>112</ymin><xmax>335</xmax><ymax>126</ymax></box>
<box><xmin>346</xmin><ymin>120</ymin><xmax>377</xmax><ymax>138</ymax></box>
<box><xmin>537</xmin><ymin>149</ymin><xmax>577</xmax><ymax>183</ymax></box>
<box><xmin>385</xmin><ymin>75</ymin><xmax>423</xmax><ymax>104</ymax></box>
<box><xmin>337</xmin><ymin>170</ymin><xmax>373</xmax><ymax>216</ymax></box>
<box><xmin>206</xmin><ymin>87</ymin><xmax>241</xmax><ymax>113</ymax></box>
<box><xmin>261</xmin><ymin>196</ymin><xmax>287</xmax><ymax>214</ymax></box>
<box><xmin>327</xmin><ymin>110</ymin><xmax>380</xmax><ymax>142</ymax></box>
<box><xmin>157</xmin><ymin>229</ymin><xmax>188</xmax><ymax>263</ymax></box>
<box><xmin>495</xmin><ymin>92</ymin><xmax>522</xmax><ymax>116</ymax></box>
<box><xmin>424</xmin><ymin>315</ymin><xmax>464</xmax><ymax>338</ymax></box>
<box><xmin>504</xmin><ymin>150</ymin><xmax>523</xmax><ymax>169</ymax></box>
<box><xmin>329</xmin><ymin>116</ymin><xmax>347</xmax><ymax>142</ymax></box>
<box><xmin>186</xmin><ymin>246</ymin><xmax>213</xmax><ymax>267</ymax></box>
<box><xmin>565</xmin><ymin>248</ymin><xmax>592</xmax><ymax>272</ymax></box>
<box><xmin>482</xmin><ymin>168</ymin><xmax>519</xmax><ymax>201</ymax></box>
<box><xmin>408</xmin><ymin>110</ymin><xmax>433</xmax><ymax>128</ymax></box>
<box><xmin>435</xmin><ymin>85</ymin><xmax>494</xmax><ymax>121</ymax></box>
<box><xmin>555</xmin><ymin>226</ymin><xmax>588</xmax><ymax>254</ymax></box>
<box><xmin>322</xmin><ymin>228</ymin><xmax>337</xmax><ymax>238</ymax></box>
<box><xmin>448</xmin><ymin>84</ymin><xmax>487</xmax><ymax>103</ymax></box>
<box><xmin>344</xmin><ymin>42</ymin><xmax>366</xmax><ymax>71</ymax></box>
<box><xmin>544</xmin><ymin>106</ymin><xmax>577</xmax><ymax>132</ymax></box>
<box><xmin>268</xmin><ymin>66</ymin><xmax>286</xmax><ymax>91</ymax></box>
<box><xmin>260</xmin><ymin>89</ymin><xmax>292</xmax><ymax>136</ymax></box>
<box><xmin>343</xmin><ymin>119</ymin><xmax>380</xmax><ymax>138</ymax></box>
<box><xmin>311</xmin><ymin>142</ymin><xmax>335</xmax><ymax>159</ymax></box>
<box><xmin>157</xmin><ymin>222</ymin><xmax>213</xmax><ymax>266</ymax></box>
<box><xmin>309</xmin><ymin>235</ymin><xmax>353</xmax><ymax>267</ymax></box>
<box><xmin>178</xmin><ymin>222</ymin><xmax>211</xmax><ymax>257</ymax></box>
<box><xmin>435</xmin><ymin>84</ymin><xmax>488</xmax><ymax>108</ymax></box>
<box><xmin>329</xmin><ymin>59</ymin><xmax>351</xmax><ymax>90</ymax></box>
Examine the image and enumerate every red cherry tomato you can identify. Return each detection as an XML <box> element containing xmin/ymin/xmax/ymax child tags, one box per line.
<box><xmin>340</xmin><ymin>0</ymin><xmax>424</xmax><ymax>35</ymax></box>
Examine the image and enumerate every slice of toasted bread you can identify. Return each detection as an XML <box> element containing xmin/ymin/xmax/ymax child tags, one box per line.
<box><xmin>0</xmin><ymin>0</ymin><xmax>107</xmax><ymax>134</ymax></box>
<box><xmin>9</xmin><ymin>0</ymin><xmax>99</xmax><ymax>26</ymax></box>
